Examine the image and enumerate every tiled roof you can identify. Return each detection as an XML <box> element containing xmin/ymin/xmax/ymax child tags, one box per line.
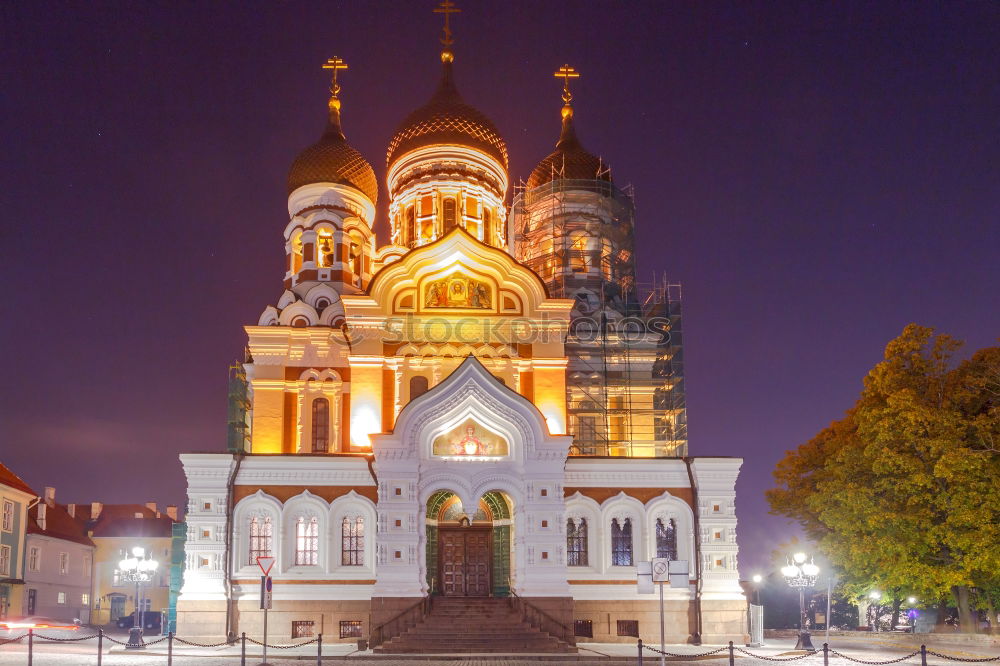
<box><xmin>77</xmin><ymin>504</ymin><xmax>176</xmax><ymax>539</ymax></box>
<box><xmin>26</xmin><ymin>502</ymin><xmax>95</xmax><ymax>548</ymax></box>
<box><xmin>0</xmin><ymin>462</ymin><xmax>36</xmax><ymax>497</ymax></box>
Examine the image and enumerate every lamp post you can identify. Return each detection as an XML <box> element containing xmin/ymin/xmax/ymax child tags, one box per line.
<box><xmin>749</xmin><ymin>574</ymin><xmax>765</xmax><ymax>647</ymax></box>
<box><xmin>868</xmin><ymin>591</ymin><xmax>881</xmax><ymax>632</ymax></box>
<box><xmin>118</xmin><ymin>546</ymin><xmax>158</xmax><ymax>649</ymax></box>
<box><xmin>781</xmin><ymin>552</ymin><xmax>819</xmax><ymax>651</ymax></box>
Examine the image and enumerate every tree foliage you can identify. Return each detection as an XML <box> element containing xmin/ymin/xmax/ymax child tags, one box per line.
<box><xmin>767</xmin><ymin>325</ymin><xmax>1000</xmax><ymax>631</ymax></box>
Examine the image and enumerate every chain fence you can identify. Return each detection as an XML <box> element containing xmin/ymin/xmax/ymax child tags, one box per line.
<box><xmin>637</xmin><ymin>640</ymin><xmax>1000</xmax><ymax>666</ymax></box>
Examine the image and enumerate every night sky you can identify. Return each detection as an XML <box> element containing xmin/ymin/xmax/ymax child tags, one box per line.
<box><xmin>2</xmin><ymin>1</ymin><xmax>998</xmax><ymax>576</ymax></box>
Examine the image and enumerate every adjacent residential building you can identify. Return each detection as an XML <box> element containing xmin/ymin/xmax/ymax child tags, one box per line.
<box><xmin>75</xmin><ymin>503</ymin><xmax>178</xmax><ymax>625</ymax></box>
<box><xmin>0</xmin><ymin>463</ymin><xmax>36</xmax><ymax>619</ymax></box>
<box><xmin>23</xmin><ymin>487</ymin><xmax>96</xmax><ymax>622</ymax></box>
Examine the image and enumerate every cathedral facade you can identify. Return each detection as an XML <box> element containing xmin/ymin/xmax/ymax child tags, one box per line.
<box><xmin>176</xmin><ymin>27</ymin><xmax>745</xmax><ymax>647</ymax></box>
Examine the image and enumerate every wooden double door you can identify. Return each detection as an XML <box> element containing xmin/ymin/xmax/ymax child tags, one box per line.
<box><xmin>439</xmin><ymin>528</ymin><xmax>492</xmax><ymax>596</ymax></box>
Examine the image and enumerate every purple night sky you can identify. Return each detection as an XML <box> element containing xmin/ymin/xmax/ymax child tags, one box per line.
<box><xmin>2</xmin><ymin>1</ymin><xmax>997</xmax><ymax>575</ymax></box>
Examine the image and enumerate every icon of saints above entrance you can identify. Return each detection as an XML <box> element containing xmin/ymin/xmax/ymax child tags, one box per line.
<box><xmin>424</xmin><ymin>274</ymin><xmax>492</xmax><ymax>309</ymax></box>
<box><xmin>432</xmin><ymin>419</ymin><xmax>509</xmax><ymax>458</ymax></box>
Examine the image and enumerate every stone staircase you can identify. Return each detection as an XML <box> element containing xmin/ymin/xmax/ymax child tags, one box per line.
<box><xmin>373</xmin><ymin>597</ymin><xmax>576</xmax><ymax>654</ymax></box>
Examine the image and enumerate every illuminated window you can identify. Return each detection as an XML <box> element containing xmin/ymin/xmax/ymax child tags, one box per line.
<box><xmin>340</xmin><ymin>620</ymin><xmax>363</xmax><ymax>638</ymax></box>
<box><xmin>405</xmin><ymin>207</ymin><xmax>416</xmax><ymax>246</ymax></box>
<box><xmin>611</xmin><ymin>518</ymin><xmax>633</xmax><ymax>566</ymax></box>
<box><xmin>57</xmin><ymin>591</ymin><xmax>66</xmax><ymax>604</ymax></box>
<box><xmin>1</xmin><ymin>500</ymin><xmax>12</xmax><ymax>532</ymax></box>
<box><xmin>81</xmin><ymin>593</ymin><xmax>89</xmax><ymax>606</ymax></box>
<box><xmin>442</xmin><ymin>198</ymin><xmax>457</xmax><ymax>233</ymax></box>
<box><xmin>0</xmin><ymin>545</ymin><xmax>10</xmax><ymax>576</ymax></box>
<box><xmin>248</xmin><ymin>516</ymin><xmax>273</xmax><ymax>565</ymax></box>
<box><xmin>341</xmin><ymin>516</ymin><xmax>364</xmax><ymax>566</ymax></box>
<box><xmin>292</xmin><ymin>620</ymin><xmax>314</xmax><ymax>638</ymax></box>
<box><xmin>317</xmin><ymin>232</ymin><xmax>334</xmax><ymax>268</ymax></box>
<box><xmin>566</xmin><ymin>518</ymin><xmax>588</xmax><ymax>566</ymax></box>
<box><xmin>29</xmin><ymin>546</ymin><xmax>40</xmax><ymax>572</ymax></box>
<box><xmin>570</xmin><ymin>233</ymin><xmax>588</xmax><ymax>272</ymax></box>
<box><xmin>59</xmin><ymin>552</ymin><xmax>69</xmax><ymax>575</ymax></box>
<box><xmin>311</xmin><ymin>398</ymin><xmax>330</xmax><ymax>452</ymax></box>
<box><xmin>410</xmin><ymin>376</ymin><xmax>429</xmax><ymax>400</ymax></box>
<box><xmin>483</xmin><ymin>208</ymin><xmax>492</xmax><ymax>243</ymax></box>
<box><xmin>655</xmin><ymin>518</ymin><xmax>678</xmax><ymax>560</ymax></box>
<box><xmin>294</xmin><ymin>517</ymin><xmax>319</xmax><ymax>566</ymax></box>
<box><xmin>290</xmin><ymin>231</ymin><xmax>303</xmax><ymax>273</ymax></box>
<box><xmin>83</xmin><ymin>554</ymin><xmax>91</xmax><ymax>576</ymax></box>
<box><xmin>112</xmin><ymin>569</ymin><xmax>122</xmax><ymax>586</ymax></box>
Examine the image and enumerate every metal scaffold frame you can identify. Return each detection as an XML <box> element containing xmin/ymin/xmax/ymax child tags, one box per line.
<box><xmin>511</xmin><ymin>179</ymin><xmax>687</xmax><ymax>458</ymax></box>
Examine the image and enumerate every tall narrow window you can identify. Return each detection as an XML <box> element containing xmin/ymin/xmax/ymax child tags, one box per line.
<box><xmin>410</xmin><ymin>376</ymin><xmax>429</xmax><ymax>401</ymax></box>
<box><xmin>248</xmin><ymin>516</ymin><xmax>273</xmax><ymax>565</ymax></box>
<box><xmin>311</xmin><ymin>398</ymin><xmax>329</xmax><ymax>452</ymax></box>
<box><xmin>483</xmin><ymin>208</ymin><xmax>492</xmax><ymax>244</ymax></box>
<box><xmin>656</xmin><ymin>518</ymin><xmax>678</xmax><ymax>560</ymax></box>
<box><xmin>442</xmin><ymin>198</ymin><xmax>457</xmax><ymax>233</ymax></box>
<box><xmin>570</xmin><ymin>232</ymin><xmax>588</xmax><ymax>272</ymax></box>
<box><xmin>341</xmin><ymin>516</ymin><xmax>365</xmax><ymax>566</ymax></box>
<box><xmin>567</xmin><ymin>518</ymin><xmax>588</xmax><ymax>566</ymax></box>
<box><xmin>611</xmin><ymin>517</ymin><xmax>633</xmax><ymax>566</ymax></box>
<box><xmin>406</xmin><ymin>207</ymin><xmax>416</xmax><ymax>246</ymax></box>
<box><xmin>294</xmin><ymin>517</ymin><xmax>319</xmax><ymax>566</ymax></box>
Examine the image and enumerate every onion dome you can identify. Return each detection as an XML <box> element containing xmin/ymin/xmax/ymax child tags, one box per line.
<box><xmin>287</xmin><ymin>84</ymin><xmax>378</xmax><ymax>205</ymax></box>
<box><xmin>527</xmin><ymin>104</ymin><xmax>611</xmax><ymax>190</ymax></box>
<box><xmin>386</xmin><ymin>57</ymin><xmax>508</xmax><ymax>171</ymax></box>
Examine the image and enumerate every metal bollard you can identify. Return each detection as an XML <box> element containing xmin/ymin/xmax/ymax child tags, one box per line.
<box><xmin>921</xmin><ymin>644</ymin><xmax>927</xmax><ymax>666</ymax></box>
<box><xmin>729</xmin><ymin>641</ymin><xmax>735</xmax><ymax>666</ymax></box>
<box><xmin>823</xmin><ymin>643</ymin><xmax>829</xmax><ymax>666</ymax></box>
<box><xmin>638</xmin><ymin>638</ymin><xmax>644</xmax><ymax>666</ymax></box>
<box><xmin>241</xmin><ymin>631</ymin><xmax>247</xmax><ymax>666</ymax></box>
<box><xmin>317</xmin><ymin>632</ymin><xmax>323</xmax><ymax>665</ymax></box>
<box><xmin>98</xmin><ymin>627</ymin><xmax>103</xmax><ymax>666</ymax></box>
<box><xmin>168</xmin><ymin>631</ymin><xmax>173</xmax><ymax>666</ymax></box>
<box><xmin>27</xmin><ymin>628</ymin><xmax>33</xmax><ymax>666</ymax></box>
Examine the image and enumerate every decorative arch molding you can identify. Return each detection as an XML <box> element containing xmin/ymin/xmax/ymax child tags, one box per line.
<box><xmin>302</xmin><ymin>284</ymin><xmax>342</xmax><ymax>310</ymax></box>
<box><xmin>278</xmin><ymin>300</ymin><xmax>318</xmax><ymax>327</ymax></box>
<box><xmin>565</xmin><ymin>491</ymin><xmax>602</xmax><ymax>572</ymax></box>
<box><xmin>329</xmin><ymin>490</ymin><xmax>376</xmax><ymax>574</ymax></box>
<box><xmin>601</xmin><ymin>491</ymin><xmax>646</xmax><ymax>567</ymax></box>
<box><xmin>258</xmin><ymin>305</ymin><xmax>279</xmax><ymax>326</ymax></box>
<box><xmin>280</xmin><ymin>490</ymin><xmax>330</xmax><ymax>573</ymax></box>
<box><xmin>644</xmin><ymin>490</ymin><xmax>696</xmax><ymax>565</ymax></box>
<box><xmin>232</xmin><ymin>491</ymin><xmax>283</xmax><ymax>574</ymax></box>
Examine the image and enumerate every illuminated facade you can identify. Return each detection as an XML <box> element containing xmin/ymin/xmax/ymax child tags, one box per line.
<box><xmin>177</xmin><ymin>15</ymin><xmax>745</xmax><ymax>648</ymax></box>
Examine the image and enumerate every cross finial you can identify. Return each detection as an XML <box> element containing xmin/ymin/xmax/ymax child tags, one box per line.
<box><xmin>322</xmin><ymin>56</ymin><xmax>349</xmax><ymax>99</ymax></box>
<box><xmin>554</xmin><ymin>64</ymin><xmax>580</xmax><ymax>106</ymax></box>
<box><xmin>434</xmin><ymin>0</ymin><xmax>461</xmax><ymax>50</ymax></box>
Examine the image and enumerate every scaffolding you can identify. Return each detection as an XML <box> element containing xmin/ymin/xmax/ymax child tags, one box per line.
<box><xmin>511</xmin><ymin>179</ymin><xmax>687</xmax><ymax>458</ymax></box>
<box><xmin>226</xmin><ymin>361</ymin><xmax>251</xmax><ymax>453</ymax></box>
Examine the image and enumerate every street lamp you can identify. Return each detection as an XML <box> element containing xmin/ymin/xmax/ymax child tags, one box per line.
<box><xmin>868</xmin><ymin>591</ymin><xmax>882</xmax><ymax>632</ymax></box>
<box><xmin>749</xmin><ymin>574</ymin><xmax>765</xmax><ymax>647</ymax></box>
<box><xmin>117</xmin><ymin>546</ymin><xmax>158</xmax><ymax>649</ymax></box>
<box><xmin>781</xmin><ymin>552</ymin><xmax>819</xmax><ymax>651</ymax></box>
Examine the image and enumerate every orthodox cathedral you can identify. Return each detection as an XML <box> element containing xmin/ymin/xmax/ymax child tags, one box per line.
<box><xmin>177</xmin><ymin>5</ymin><xmax>745</xmax><ymax>649</ymax></box>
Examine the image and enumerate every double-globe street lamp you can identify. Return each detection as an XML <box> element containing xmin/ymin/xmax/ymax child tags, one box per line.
<box><xmin>781</xmin><ymin>552</ymin><xmax>819</xmax><ymax>651</ymax></box>
<box><xmin>118</xmin><ymin>546</ymin><xmax>158</xmax><ymax>649</ymax></box>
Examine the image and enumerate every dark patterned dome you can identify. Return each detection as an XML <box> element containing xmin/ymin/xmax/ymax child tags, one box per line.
<box><xmin>288</xmin><ymin>102</ymin><xmax>378</xmax><ymax>205</ymax></box>
<box><xmin>387</xmin><ymin>62</ymin><xmax>508</xmax><ymax>170</ymax></box>
<box><xmin>527</xmin><ymin>110</ymin><xmax>611</xmax><ymax>190</ymax></box>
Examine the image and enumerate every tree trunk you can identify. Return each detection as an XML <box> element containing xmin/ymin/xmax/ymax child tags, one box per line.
<box><xmin>890</xmin><ymin>599</ymin><xmax>902</xmax><ymax>630</ymax></box>
<box><xmin>952</xmin><ymin>586</ymin><xmax>976</xmax><ymax>633</ymax></box>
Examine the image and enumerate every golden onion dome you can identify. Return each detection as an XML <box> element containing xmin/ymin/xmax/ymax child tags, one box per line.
<box><xmin>387</xmin><ymin>60</ymin><xmax>508</xmax><ymax>171</ymax></box>
<box><xmin>287</xmin><ymin>97</ymin><xmax>378</xmax><ymax>205</ymax></box>
<box><xmin>527</xmin><ymin>107</ymin><xmax>611</xmax><ymax>190</ymax></box>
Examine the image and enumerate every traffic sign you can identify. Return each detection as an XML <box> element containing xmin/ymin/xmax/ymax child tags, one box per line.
<box><xmin>260</xmin><ymin>575</ymin><xmax>273</xmax><ymax>610</ymax></box>
<box><xmin>256</xmin><ymin>555</ymin><xmax>275</xmax><ymax>576</ymax></box>
<box><xmin>651</xmin><ymin>558</ymin><xmax>670</xmax><ymax>582</ymax></box>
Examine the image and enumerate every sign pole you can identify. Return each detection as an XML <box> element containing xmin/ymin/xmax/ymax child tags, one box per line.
<box><xmin>659</xmin><ymin>580</ymin><xmax>666</xmax><ymax>666</ymax></box>
<box><xmin>262</xmin><ymin>590</ymin><xmax>268</xmax><ymax>666</ymax></box>
<box><xmin>255</xmin><ymin>556</ymin><xmax>275</xmax><ymax>666</ymax></box>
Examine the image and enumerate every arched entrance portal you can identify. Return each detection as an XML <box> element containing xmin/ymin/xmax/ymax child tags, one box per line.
<box><xmin>425</xmin><ymin>491</ymin><xmax>512</xmax><ymax>597</ymax></box>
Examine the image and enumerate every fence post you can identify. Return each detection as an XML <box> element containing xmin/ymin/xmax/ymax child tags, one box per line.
<box><xmin>27</xmin><ymin>628</ymin><xmax>33</xmax><ymax>666</ymax></box>
<box><xmin>638</xmin><ymin>638</ymin><xmax>643</xmax><ymax>666</ymax></box>
<box><xmin>729</xmin><ymin>641</ymin><xmax>735</xmax><ymax>666</ymax></box>
<box><xmin>317</xmin><ymin>633</ymin><xmax>323</xmax><ymax>665</ymax></box>
<box><xmin>823</xmin><ymin>643</ymin><xmax>829</xmax><ymax>666</ymax></box>
<box><xmin>241</xmin><ymin>631</ymin><xmax>246</xmax><ymax>666</ymax></box>
<box><xmin>167</xmin><ymin>631</ymin><xmax>173</xmax><ymax>666</ymax></box>
<box><xmin>97</xmin><ymin>627</ymin><xmax>103</xmax><ymax>666</ymax></box>
<box><xmin>921</xmin><ymin>644</ymin><xmax>927</xmax><ymax>666</ymax></box>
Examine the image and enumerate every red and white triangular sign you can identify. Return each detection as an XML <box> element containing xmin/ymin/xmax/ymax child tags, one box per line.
<box><xmin>256</xmin><ymin>555</ymin><xmax>275</xmax><ymax>576</ymax></box>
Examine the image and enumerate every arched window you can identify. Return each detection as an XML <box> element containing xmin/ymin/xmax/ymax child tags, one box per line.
<box><xmin>656</xmin><ymin>518</ymin><xmax>678</xmax><ymax>560</ymax></box>
<box><xmin>294</xmin><ymin>517</ymin><xmax>319</xmax><ymax>566</ymax></box>
<box><xmin>611</xmin><ymin>517</ymin><xmax>633</xmax><ymax>566</ymax></box>
<box><xmin>248</xmin><ymin>516</ymin><xmax>272</xmax><ymax>565</ymax></box>
<box><xmin>567</xmin><ymin>517</ymin><xmax>588</xmax><ymax>566</ymax></box>
<box><xmin>442</xmin><ymin>198</ymin><xmax>457</xmax><ymax>233</ymax></box>
<box><xmin>311</xmin><ymin>398</ymin><xmax>329</xmax><ymax>452</ymax></box>
<box><xmin>341</xmin><ymin>516</ymin><xmax>365</xmax><ymax>566</ymax></box>
<box><xmin>405</xmin><ymin>207</ymin><xmax>416</xmax><ymax>246</ymax></box>
<box><xmin>317</xmin><ymin>231</ymin><xmax>334</xmax><ymax>268</ymax></box>
<box><xmin>291</xmin><ymin>231</ymin><xmax>303</xmax><ymax>273</ymax></box>
<box><xmin>483</xmin><ymin>208</ymin><xmax>492</xmax><ymax>244</ymax></box>
<box><xmin>410</xmin><ymin>376</ymin><xmax>429</xmax><ymax>401</ymax></box>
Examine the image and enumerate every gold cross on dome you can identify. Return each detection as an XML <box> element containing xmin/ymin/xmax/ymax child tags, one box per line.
<box><xmin>554</xmin><ymin>64</ymin><xmax>580</xmax><ymax>104</ymax></box>
<box><xmin>434</xmin><ymin>0</ymin><xmax>461</xmax><ymax>47</ymax></box>
<box><xmin>322</xmin><ymin>56</ymin><xmax>348</xmax><ymax>96</ymax></box>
